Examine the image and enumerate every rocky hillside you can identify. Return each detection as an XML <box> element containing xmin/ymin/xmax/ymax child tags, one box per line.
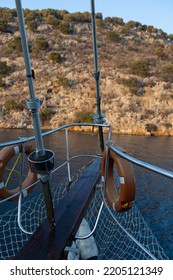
<box><xmin>1</xmin><ymin>8</ymin><xmax>173</xmax><ymax>135</ymax></box>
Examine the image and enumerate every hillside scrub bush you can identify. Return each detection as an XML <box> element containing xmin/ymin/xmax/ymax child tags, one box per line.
<box><xmin>64</xmin><ymin>12</ymin><xmax>91</xmax><ymax>23</ymax></box>
<box><xmin>42</xmin><ymin>9</ymin><xmax>64</xmax><ymax>20</ymax></box>
<box><xmin>46</xmin><ymin>14</ymin><xmax>60</xmax><ymax>27</ymax></box>
<box><xmin>145</xmin><ymin>123</ymin><xmax>158</xmax><ymax>133</ymax></box>
<box><xmin>126</xmin><ymin>20</ymin><xmax>141</xmax><ymax>28</ymax></box>
<box><xmin>48</xmin><ymin>51</ymin><xmax>61</xmax><ymax>63</ymax></box>
<box><xmin>161</xmin><ymin>63</ymin><xmax>173</xmax><ymax>82</ymax></box>
<box><xmin>118</xmin><ymin>77</ymin><xmax>139</xmax><ymax>95</ymax></box>
<box><xmin>58</xmin><ymin>21</ymin><xmax>71</xmax><ymax>34</ymax></box>
<box><xmin>0</xmin><ymin>18</ymin><xmax>8</xmax><ymax>32</ymax></box>
<box><xmin>96</xmin><ymin>19</ymin><xmax>104</xmax><ymax>28</ymax></box>
<box><xmin>129</xmin><ymin>60</ymin><xmax>150</xmax><ymax>77</ymax></box>
<box><xmin>24</xmin><ymin>10</ymin><xmax>42</xmax><ymax>23</ymax></box>
<box><xmin>0</xmin><ymin>8</ymin><xmax>17</xmax><ymax>21</ymax></box>
<box><xmin>137</xmin><ymin>24</ymin><xmax>147</xmax><ymax>32</ymax></box>
<box><xmin>74</xmin><ymin>111</ymin><xmax>93</xmax><ymax>123</ymax></box>
<box><xmin>23</xmin><ymin>10</ymin><xmax>39</xmax><ymax>31</ymax></box>
<box><xmin>40</xmin><ymin>107</ymin><xmax>52</xmax><ymax>124</ymax></box>
<box><xmin>58</xmin><ymin>76</ymin><xmax>69</xmax><ymax>88</ymax></box>
<box><xmin>27</xmin><ymin>20</ymin><xmax>37</xmax><ymax>32</ymax></box>
<box><xmin>36</xmin><ymin>36</ymin><xmax>49</xmax><ymax>50</ymax></box>
<box><xmin>104</xmin><ymin>16</ymin><xmax>124</xmax><ymax>26</ymax></box>
<box><xmin>155</xmin><ymin>47</ymin><xmax>165</xmax><ymax>60</ymax></box>
<box><xmin>6</xmin><ymin>36</ymin><xmax>23</xmax><ymax>54</ymax></box>
<box><xmin>5</xmin><ymin>99</ymin><xmax>20</xmax><ymax>111</ymax></box>
<box><xmin>106</xmin><ymin>31</ymin><xmax>121</xmax><ymax>42</ymax></box>
<box><xmin>0</xmin><ymin>61</ymin><xmax>10</xmax><ymax>75</ymax></box>
<box><xmin>0</xmin><ymin>8</ymin><xmax>17</xmax><ymax>32</ymax></box>
<box><xmin>147</xmin><ymin>25</ymin><xmax>158</xmax><ymax>33</ymax></box>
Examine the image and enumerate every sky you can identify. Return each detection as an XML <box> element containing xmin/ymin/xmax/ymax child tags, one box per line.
<box><xmin>0</xmin><ymin>0</ymin><xmax>173</xmax><ymax>34</ymax></box>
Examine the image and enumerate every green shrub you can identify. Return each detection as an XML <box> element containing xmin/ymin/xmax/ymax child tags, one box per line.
<box><xmin>119</xmin><ymin>77</ymin><xmax>139</xmax><ymax>95</ymax></box>
<box><xmin>155</xmin><ymin>47</ymin><xmax>165</xmax><ymax>60</ymax></box>
<box><xmin>145</xmin><ymin>123</ymin><xmax>158</xmax><ymax>133</ymax></box>
<box><xmin>125</xmin><ymin>20</ymin><xmax>141</xmax><ymax>29</ymax></box>
<box><xmin>0</xmin><ymin>61</ymin><xmax>10</xmax><ymax>75</ymax></box>
<box><xmin>24</xmin><ymin>10</ymin><xmax>42</xmax><ymax>22</ymax></box>
<box><xmin>36</xmin><ymin>36</ymin><xmax>49</xmax><ymax>50</ymax></box>
<box><xmin>7</xmin><ymin>37</ymin><xmax>22</xmax><ymax>54</ymax></box>
<box><xmin>0</xmin><ymin>18</ymin><xmax>8</xmax><ymax>32</ymax></box>
<box><xmin>161</xmin><ymin>63</ymin><xmax>173</xmax><ymax>82</ymax></box>
<box><xmin>27</xmin><ymin>20</ymin><xmax>37</xmax><ymax>32</ymax></box>
<box><xmin>96</xmin><ymin>19</ymin><xmax>104</xmax><ymax>28</ymax></box>
<box><xmin>147</xmin><ymin>25</ymin><xmax>158</xmax><ymax>33</ymax></box>
<box><xmin>0</xmin><ymin>8</ymin><xmax>17</xmax><ymax>21</ymax></box>
<box><xmin>40</xmin><ymin>107</ymin><xmax>52</xmax><ymax>123</ymax></box>
<box><xmin>104</xmin><ymin>17</ymin><xmax>124</xmax><ymax>25</ymax></box>
<box><xmin>74</xmin><ymin>111</ymin><xmax>93</xmax><ymax>123</ymax></box>
<box><xmin>129</xmin><ymin>60</ymin><xmax>150</xmax><ymax>77</ymax></box>
<box><xmin>58</xmin><ymin>21</ymin><xmax>71</xmax><ymax>34</ymax></box>
<box><xmin>64</xmin><ymin>12</ymin><xmax>91</xmax><ymax>23</ymax></box>
<box><xmin>42</xmin><ymin>8</ymin><xmax>63</xmax><ymax>20</ymax></box>
<box><xmin>5</xmin><ymin>99</ymin><xmax>20</xmax><ymax>111</ymax></box>
<box><xmin>46</xmin><ymin>15</ymin><xmax>61</xmax><ymax>27</ymax></box>
<box><xmin>0</xmin><ymin>8</ymin><xmax>17</xmax><ymax>32</ymax></box>
<box><xmin>48</xmin><ymin>51</ymin><xmax>61</xmax><ymax>63</ymax></box>
<box><xmin>106</xmin><ymin>31</ymin><xmax>120</xmax><ymax>42</ymax></box>
<box><xmin>58</xmin><ymin>76</ymin><xmax>69</xmax><ymax>88</ymax></box>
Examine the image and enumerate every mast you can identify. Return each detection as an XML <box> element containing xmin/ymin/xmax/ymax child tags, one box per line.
<box><xmin>90</xmin><ymin>0</ymin><xmax>106</xmax><ymax>152</ymax></box>
<box><xmin>15</xmin><ymin>0</ymin><xmax>44</xmax><ymax>157</ymax></box>
<box><xmin>15</xmin><ymin>0</ymin><xmax>55</xmax><ymax>230</ymax></box>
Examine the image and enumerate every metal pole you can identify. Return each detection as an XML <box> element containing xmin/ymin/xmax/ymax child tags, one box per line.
<box><xmin>15</xmin><ymin>0</ymin><xmax>45</xmax><ymax>157</ymax></box>
<box><xmin>65</xmin><ymin>128</ymin><xmax>72</xmax><ymax>183</ymax></box>
<box><xmin>15</xmin><ymin>0</ymin><xmax>55</xmax><ymax>230</ymax></box>
<box><xmin>90</xmin><ymin>0</ymin><xmax>105</xmax><ymax>152</ymax></box>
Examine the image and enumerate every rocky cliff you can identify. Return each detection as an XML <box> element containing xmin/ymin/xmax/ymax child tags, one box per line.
<box><xmin>1</xmin><ymin>8</ymin><xmax>173</xmax><ymax>136</ymax></box>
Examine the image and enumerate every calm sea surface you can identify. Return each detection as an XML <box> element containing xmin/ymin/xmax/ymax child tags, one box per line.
<box><xmin>0</xmin><ymin>129</ymin><xmax>173</xmax><ymax>259</ymax></box>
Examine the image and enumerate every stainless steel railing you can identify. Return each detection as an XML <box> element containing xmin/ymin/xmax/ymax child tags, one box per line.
<box><xmin>0</xmin><ymin>123</ymin><xmax>110</xmax><ymax>204</ymax></box>
<box><xmin>0</xmin><ymin>123</ymin><xmax>111</xmax><ymax>148</ymax></box>
<box><xmin>0</xmin><ymin>123</ymin><xmax>172</xmax><ymax>259</ymax></box>
<box><xmin>107</xmin><ymin>140</ymin><xmax>173</xmax><ymax>179</ymax></box>
<box><xmin>1</xmin><ymin>122</ymin><xmax>173</xmax><ymax>205</ymax></box>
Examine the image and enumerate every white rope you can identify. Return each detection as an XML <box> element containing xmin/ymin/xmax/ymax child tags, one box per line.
<box><xmin>17</xmin><ymin>193</ymin><xmax>34</xmax><ymax>235</ymax></box>
<box><xmin>103</xmin><ymin>198</ymin><xmax>157</xmax><ymax>260</ymax></box>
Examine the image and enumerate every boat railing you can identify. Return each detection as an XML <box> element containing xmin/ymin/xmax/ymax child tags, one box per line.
<box><xmin>0</xmin><ymin>123</ymin><xmax>111</xmax><ymax>148</ymax></box>
<box><xmin>1</xmin><ymin>122</ymin><xmax>173</xmax><ymax>206</ymax></box>
<box><xmin>0</xmin><ymin>123</ymin><xmax>110</xmax><ymax>204</ymax></box>
<box><xmin>107</xmin><ymin>140</ymin><xmax>173</xmax><ymax>179</ymax></box>
<box><xmin>0</xmin><ymin>123</ymin><xmax>172</xmax><ymax>260</ymax></box>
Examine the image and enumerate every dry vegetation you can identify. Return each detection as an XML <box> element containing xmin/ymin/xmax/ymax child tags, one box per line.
<box><xmin>1</xmin><ymin>8</ymin><xmax>173</xmax><ymax>135</ymax></box>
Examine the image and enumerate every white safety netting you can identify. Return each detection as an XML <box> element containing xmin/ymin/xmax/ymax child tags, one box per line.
<box><xmin>85</xmin><ymin>187</ymin><xmax>168</xmax><ymax>260</ymax></box>
<box><xmin>0</xmin><ymin>172</ymin><xmax>168</xmax><ymax>260</ymax></box>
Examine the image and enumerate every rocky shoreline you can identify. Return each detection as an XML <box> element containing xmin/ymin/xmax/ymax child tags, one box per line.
<box><xmin>1</xmin><ymin>10</ymin><xmax>173</xmax><ymax>137</ymax></box>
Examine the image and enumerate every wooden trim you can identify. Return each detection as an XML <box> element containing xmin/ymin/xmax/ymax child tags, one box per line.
<box><xmin>15</xmin><ymin>158</ymin><xmax>101</xmax><ymax>259</ymax></box>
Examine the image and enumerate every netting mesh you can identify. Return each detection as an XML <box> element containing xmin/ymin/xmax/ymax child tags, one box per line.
<box><xmin>0</xmin><ymin>169</ymin><xmax>168</xmax><ymax>260</ymax></box>
<box><xmin>0</xmin><ymin>168</ymin><xmax>84</xmax><ymax>260</ymax></box>
<box><xmin>85</xmin><ymin>187</ymin><xmax>168</xmax><ymax>260</ymax></box>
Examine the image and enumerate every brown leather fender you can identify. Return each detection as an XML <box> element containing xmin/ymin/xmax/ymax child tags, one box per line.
<box><xmin>101</xmin><ymin>149</ymin><xmax>136</xmax><ymax>212</ymax></box>
<box><xmin>0</xmin><ymin>144</ymin><xmax>37</xmax><ymax>202</ymax></box>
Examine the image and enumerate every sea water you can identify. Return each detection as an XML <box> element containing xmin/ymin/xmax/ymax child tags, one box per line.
<box><xmin>0</xmin><ymin>129</ymin><xmax>173</xmax><ymax>259</ymax></box>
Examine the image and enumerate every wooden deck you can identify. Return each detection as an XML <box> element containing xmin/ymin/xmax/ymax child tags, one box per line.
<box><xmin>15</xmin><ymin>158</ymin><xmax>101</xmax><ymax>260</ymax></box>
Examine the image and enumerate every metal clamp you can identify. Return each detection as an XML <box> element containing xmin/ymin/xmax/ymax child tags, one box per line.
<box><xmin>26</xmin><ymin>98</ymin><xmax>42</xmax><ymax>111</ymax></box>
<box><xmin>93</xmin><ymin>113</ymin><xmax>106</xmax><ymax>124</ymax></box>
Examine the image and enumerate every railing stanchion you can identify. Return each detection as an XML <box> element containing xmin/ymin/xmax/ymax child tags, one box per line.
<box><xmin>65</xmin><ymin>128</ymin><xmax>72</xmax><ymax>183</ymax></box>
